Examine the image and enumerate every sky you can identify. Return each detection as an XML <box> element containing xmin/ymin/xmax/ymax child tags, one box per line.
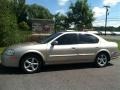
<box><xmin>26</xmin><ymin>0</ymin><xmax>120</xmax><ymax>27</ymax></box>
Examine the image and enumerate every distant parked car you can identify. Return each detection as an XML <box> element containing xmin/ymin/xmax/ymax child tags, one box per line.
<box><xmin>1</xmin><ymin>32</ymin><xmax>119</xmax><ymax>73</ymax></box>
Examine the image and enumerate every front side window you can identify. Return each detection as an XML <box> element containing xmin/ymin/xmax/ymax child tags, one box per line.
<box><xmin>41</xmin><ymin>32</ymin><xmax>62</xmax><ymax>44</ymax></box>
<box><xmin>78</xmin><ymin>34</ymin><xmax>99</xmax><ymax>44</ymax></box>
<box><xmin>56</xmin><ymin>34</ymin><xmax>78</xmax><ymax>45</ymax></box>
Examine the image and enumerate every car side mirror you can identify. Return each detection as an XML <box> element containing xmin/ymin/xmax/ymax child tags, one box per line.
<box><xmin>51</xmin><ymin>41</ymin><xmax>58</xmax><ymax>45</ymax></box>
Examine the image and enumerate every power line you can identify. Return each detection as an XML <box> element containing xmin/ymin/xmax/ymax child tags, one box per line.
<box><xmin>95</xmin><ymin>17</ymin><xmax>120</xmax><ymax>20</ymax></box>
<box><xmin>94</xmin><ymin>20</ymin><xmax>120</xmax><ymax>22</ymax></box>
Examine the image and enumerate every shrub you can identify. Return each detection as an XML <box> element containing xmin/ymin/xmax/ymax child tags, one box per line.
<box><xmin>18</xmin><ymin>21</ymin><xmax>30</xmax><ymax>31</ymax></box>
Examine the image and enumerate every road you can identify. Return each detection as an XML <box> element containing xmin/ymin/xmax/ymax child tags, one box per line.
<box><xmin>0</xmin><ymin>58</ymin><xmax>120</xmax><ymax>90</ymax></box>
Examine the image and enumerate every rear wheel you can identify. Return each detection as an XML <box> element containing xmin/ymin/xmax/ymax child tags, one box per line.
<box><xmin>95</xmin><ymin>53</ymin><xmax>109</xmax><ymax>67</ymax></box>
<box><xmin>20</xmin><ymin>54</ymin><xmax>42</xmax><ymax>74</ymax></box>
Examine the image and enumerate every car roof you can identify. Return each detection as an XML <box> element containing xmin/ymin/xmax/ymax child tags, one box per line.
<box><xmin>58</xmin><ymin>31</ymin><xmax>106</xmax><ymax>42</ymax></box>
<box><xmin>59</xmin><ymin>31</ymin><xmax>94</xmax><ymax>35</ymax></box>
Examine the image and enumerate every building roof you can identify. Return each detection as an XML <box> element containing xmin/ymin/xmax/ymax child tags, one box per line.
<box><xmin>30</xmin><ymin>19</ymin><xmax>54</xmax><ymax>24</ymax></box>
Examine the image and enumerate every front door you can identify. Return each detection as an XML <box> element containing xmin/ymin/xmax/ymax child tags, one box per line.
<box><xmin>47</xmin><ymin>33</ymin><xmax>79</xmax><ymax>64</ymax></box>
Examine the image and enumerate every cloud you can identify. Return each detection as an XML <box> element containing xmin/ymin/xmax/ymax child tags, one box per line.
<box><xmin>103</xmin><ymin>0</ymin><xmax>120</xmax><ymax>6</ymax></box>
<box><xmin>92</xmin><ymin>0</ymin><xmax>120</xmax><ymax>27</ymax></box>
<box><xmin>93</xmin><ymin>7</ymin><xmax>106</xmax><ymax>18</ymax></box>
<box><xmin>58</xmin><ymin>0</ymin><xmax>69</xmax><ymax>6</ymax></box>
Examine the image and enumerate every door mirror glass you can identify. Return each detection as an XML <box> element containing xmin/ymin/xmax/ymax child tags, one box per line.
<box><xmin>51</xmin><ymin>41</ymin><xmax>58</xmax><ymax>45</ymax></box>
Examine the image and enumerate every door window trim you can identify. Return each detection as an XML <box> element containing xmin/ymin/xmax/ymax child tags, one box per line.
<box><xmin>52</xmin><ymin>33</ymin><xmax>79</xmax><ymax>45</ymax></box>
<box><xmin>78</xmin><ymin>34</ymin><xmax>99</xmax><ymax>44</ymax></box>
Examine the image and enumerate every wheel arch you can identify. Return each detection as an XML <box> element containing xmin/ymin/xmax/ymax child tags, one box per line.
<box><xmin>19</xmin><ymin>51</ymin><xmax>45</xmax><ymax>67</ymax></box>
<box><xmin>95</xmin><ymin>50</ymin><xmax>111</xmax><ymax>61</ymax></box>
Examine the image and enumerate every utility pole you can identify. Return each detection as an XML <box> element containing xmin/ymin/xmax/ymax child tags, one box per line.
<box><xmin>104</xmin><ymin>6</ymin><xmax>110</xmax><ymax>35</ymax></box>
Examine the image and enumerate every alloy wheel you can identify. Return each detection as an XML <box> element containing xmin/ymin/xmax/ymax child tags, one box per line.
<box><xmin>96</xmin><ymin>53</ymin><xmax>108</xmax><ymax>67</ymax></box>
<box><xmin>24</xmin><ymin>57</ymin><xmax>39</xmax><ymax>72</ymax></box>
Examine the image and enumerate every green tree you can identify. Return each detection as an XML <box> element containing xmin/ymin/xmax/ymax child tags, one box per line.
<box><xmin>0</xmin><ymin>0</ymin><xmax>20</xmax><ymax>46</ymax></box>
<box><xmin>117</xmin><ymin>26</ymin><xmax>120</xmax><ymax>31</ymax></box>
<box><xmin>67</xmin><ymin>0</ymin><xmax>94</xmax><ymax>30</ymax></box>
<box><xmin>9</xmin><ymin>0</ymin><xmax>30</xmax><ymax>30</ymax></box>
<box><xmin>12</xmin><ymin>0</ymin><xmax>27</xmax><ymax>23</ymax></box>
<box><xmin>27</xmin><ymin>4</ymin><xmax>52</xmax><ymax>19</ymax></box>
<box><xmin>54</xmin><ymin>13</ymin><xmax>69</xmax><ymax>31</ymax></box>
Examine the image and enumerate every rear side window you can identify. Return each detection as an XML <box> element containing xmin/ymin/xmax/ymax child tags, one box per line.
<box><xmin>78</xmin><ymin>34</ymin><xmax>99</xmax><ymax>44</ymax></box>
<box><xmin>56</xmin><ymin>34</ymin><xmax>78</xmax><ymax>45</ymax></box>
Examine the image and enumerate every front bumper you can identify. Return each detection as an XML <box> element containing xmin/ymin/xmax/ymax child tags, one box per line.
<box><xmin>1</xmin><ymin>54</ymin><xmax>19</xmax><ymax>67</ymax></box>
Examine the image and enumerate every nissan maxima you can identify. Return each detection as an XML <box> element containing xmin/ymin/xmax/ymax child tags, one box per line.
<box><xmin>1</xmin><ymin>32</ymin><xmax>119</xmax><ymax>73</ymax></box>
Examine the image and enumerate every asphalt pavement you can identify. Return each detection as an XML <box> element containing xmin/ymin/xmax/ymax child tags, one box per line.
<box><xmin>0</xmin><ymin>57</ymin><xmax>120</xmax><ymax>90</ymax></box>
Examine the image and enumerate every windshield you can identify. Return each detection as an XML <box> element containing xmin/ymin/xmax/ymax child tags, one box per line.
<box><xmin>41</xmin><ymin>32</ymin><xmax>62</xmax><ymax>44</ymax></box>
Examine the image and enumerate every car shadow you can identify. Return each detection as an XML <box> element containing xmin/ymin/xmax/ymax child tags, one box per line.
<box><xmin>0</xmin><ymin>63</ymin><xmax>113</xmax><ymax>75</ymax></box>
<box><xmin>42</xmin><ymin>63</ymin><xmax>113</xmax><ymax>72</ymax></box>
<box><xmin>0</xmin><ymin>65</ymin><xmax>22</xmax><ymax>75</ymax></box>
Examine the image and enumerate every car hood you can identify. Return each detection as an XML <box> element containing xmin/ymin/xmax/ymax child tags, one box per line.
<box><xmin>7</xmin><ymin>42</ymin><xmax>40</xmax><ymax>49</ymax></box>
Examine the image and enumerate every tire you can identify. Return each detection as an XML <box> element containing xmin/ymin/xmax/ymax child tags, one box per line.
<box><xmin>95</xmin><ymin>53</ymin><xmax>109</xmax><ymax>67</ymax></box>
<box><xmin>20</xmin><ymin>54</ymin><xmax>42</xmax><ymax>74</ymax></box>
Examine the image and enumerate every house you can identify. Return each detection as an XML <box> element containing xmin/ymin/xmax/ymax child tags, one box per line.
<box><xmin>31</xmin><ymin>19</ymin><xmax>54</xmax><ymax>34</ymax></box>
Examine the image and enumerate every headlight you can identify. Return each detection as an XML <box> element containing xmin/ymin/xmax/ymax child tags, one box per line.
<box><xmin>5</xmin><ymin>49</ymin><xmax>15</xmax><ymax>56</ymax></box>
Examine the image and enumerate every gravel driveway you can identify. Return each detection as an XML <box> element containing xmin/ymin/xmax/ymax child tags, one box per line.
<box><xmin>0</xmin><ymin>57</ymin><xmax>120</xmax><ymax>90</ymax></box>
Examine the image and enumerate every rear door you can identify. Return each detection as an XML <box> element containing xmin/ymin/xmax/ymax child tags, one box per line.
<box><xmin>77</xmin><ymin>34</ymin><xmax>100</xmax><ymax>62</ymax></box>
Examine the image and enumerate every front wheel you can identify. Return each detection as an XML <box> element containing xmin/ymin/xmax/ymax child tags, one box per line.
<box><xmin>95</xmin><ymin>53</ymin><xmax>109</xmax><ymax>67</ymax></box>
<box><xmin>20</xmin><ymin>55</ymin><xmax>42</xmax><ymax>74</ymax></box>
